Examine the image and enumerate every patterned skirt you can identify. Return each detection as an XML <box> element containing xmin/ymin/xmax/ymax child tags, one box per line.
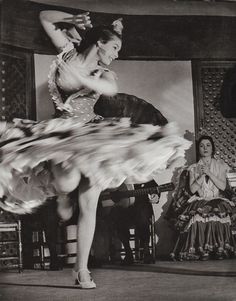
<box><xmin>0</xmin><ymin>117</ymin><xmax>191</xmax><ymax>214</ymax></box>
<box><xmin>171</xmin><ymin>197</ymin><xmax>236</xmax><ymax>260</ymax></box>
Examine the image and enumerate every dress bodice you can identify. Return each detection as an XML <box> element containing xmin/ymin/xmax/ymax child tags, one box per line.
<box><xmin>59</xmin><ymin>89</ymin><xmax>99</xmax><ymax>122</ymax></box>
<box><xmin>48</xmin><ymin>42</ymin><xmax>104</xmax><ymax>122</ymax></box>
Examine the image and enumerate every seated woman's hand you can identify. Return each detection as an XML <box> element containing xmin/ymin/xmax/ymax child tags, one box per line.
<box><xmin>194</xmin><ymin>164</ymin><xmax>204</xmax><ymax>179</ymax></box>
<box><xmin>200</xmin><ymin>164</ymin><xmax>210</xmax><ymax>176</ymax></box>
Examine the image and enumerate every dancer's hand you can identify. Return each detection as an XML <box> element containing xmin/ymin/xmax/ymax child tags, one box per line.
<box><xmin>62</xmin><ymin>27</ymin><xmax>82</xmax><ymax>46</ymax></box>
<box><xmin>63</xmin><ymin>12</ymin><xmax>92</xmax><ymax>30</ymax></box>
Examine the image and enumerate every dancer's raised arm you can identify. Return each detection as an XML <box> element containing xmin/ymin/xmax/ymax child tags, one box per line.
<box><xmin>39</xmin><ymin>10</ymin><xmax>92</xmax><ymax>51</ymax></box>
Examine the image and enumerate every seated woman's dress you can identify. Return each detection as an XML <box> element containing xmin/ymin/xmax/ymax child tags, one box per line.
<box><xmin>169</xmin><ymin>158</ymin><xmax>236</xmax><ymax>260</ymax></box>
<box><xmin>0</xmin><ymin>43</ymin><xmax>191</xmax><ymax>214</ymax></box>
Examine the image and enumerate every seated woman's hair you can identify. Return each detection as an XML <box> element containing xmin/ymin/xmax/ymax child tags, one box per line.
<box><xmin>196</xmin><ymin>135</ymin><xmax>215</xmax><ymax>159</ymax></box>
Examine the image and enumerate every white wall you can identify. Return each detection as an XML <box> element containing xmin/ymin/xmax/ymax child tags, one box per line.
<box><xmin>34</xmin><ymin>55</ymin><xmax>195</xmax><ymax>256</ymax></box>
<box><xmin>34</xmin><ymin>54</ymin><xmax>55</xmax><ymax>120</ymax></box>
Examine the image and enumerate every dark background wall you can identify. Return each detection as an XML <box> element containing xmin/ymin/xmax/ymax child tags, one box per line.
<box><xmin>1</xmin><ymin>0</ymin><xmax>236</xmax><ymax>59</ymax></box>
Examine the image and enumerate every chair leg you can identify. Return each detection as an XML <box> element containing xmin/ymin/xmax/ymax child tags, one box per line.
<box><xmin>134</xmin><ymin>228</ymin><xmax>141</xmax><ymax>261</ymax></box>
<box><xmin>17</xmin><ymin>220</ymin><xmax>23</xmax><ymax>273</ymax></box>
<box><xmin>150</xmin><ymin>215</ymin><xmax>156</xmax><ymax>263</ymax></box>
<box><xmin>39</xmin><ymin>231</ymin><xmax>46</xmax><ymax>270</ymax></box>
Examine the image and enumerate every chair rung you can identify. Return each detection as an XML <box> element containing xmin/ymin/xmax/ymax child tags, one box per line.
<box><xmin>0</xmin><ymin>228</ymin><xmax>18</xmax><ymax>232</ymax></box>
<box><xmin>0</xmin><ymin>241</ymin><xmax>19</xmax><ymax>244</ymax></box>
<box><xmin>0</xmin><ymin>223</ymin><xmax>18</xmax><ymax>227</ymax></box>
<box><xmin>0</xmin><ymin>256</ymin><xmax>19</xmax><ymax>260</ymax></box>
<box><xmin>0</xmin><ymin>219</ymin><xmax>22</xmax><ymax>273</ymax></box>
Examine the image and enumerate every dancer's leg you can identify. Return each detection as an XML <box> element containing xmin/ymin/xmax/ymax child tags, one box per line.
<box><xmin>74</xmin><ymin>177</ymin><xmax>101</xmax><ymax>284</ymax></box>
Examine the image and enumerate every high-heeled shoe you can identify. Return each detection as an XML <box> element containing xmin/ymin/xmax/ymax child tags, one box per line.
<box><xmin>72</xmin><ymin>269</ymin><xmax>96</xmax><ymax>289</ymax></box>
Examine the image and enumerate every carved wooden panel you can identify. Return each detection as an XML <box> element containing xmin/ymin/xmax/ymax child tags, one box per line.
<box><xmin>192</xmin><ymin>61</ymin><xmax>236</xmax><ymax>168</ymax></box>
<box><xmin>0</xmin><ymin>45</ymin><xmax>36</xmax><ymax>122</ymax></box>
<box><xmin>0</xmin><ymin>45</ymin><xmax>35</xmax><ymax>269</ymax></box>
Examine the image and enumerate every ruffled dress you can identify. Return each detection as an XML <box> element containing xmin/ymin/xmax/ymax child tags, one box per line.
<box><xmin>170</xmin><ymin>158</ymin><xmax>236</xmax><ymax>260</ymax></box>
<box><xmin>0</xmin><ymin>43</ymin><xmax>191</xmax><ymax>214</ymax></box>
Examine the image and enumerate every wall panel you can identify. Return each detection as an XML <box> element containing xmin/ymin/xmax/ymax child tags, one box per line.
<box><xmin>192</xmin><ymin>60</ymin><xmax>236</xmax><ymax>168</ymax></box>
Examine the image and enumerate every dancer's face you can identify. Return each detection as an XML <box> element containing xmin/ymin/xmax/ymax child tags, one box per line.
<box><xmin>97</xmin><ymin>36</ymin><xmax>122</xmax><ymax>66</ymax></box>
<box><xmin>199</xmin><ymin>139</ymin><xmax>213</xmax><ymax>158</ymax></box>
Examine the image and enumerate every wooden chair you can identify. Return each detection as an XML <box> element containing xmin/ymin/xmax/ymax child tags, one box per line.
<box><xmin>0</xmin><ymin>210</ymin><xmax>23</xmax><ymax>273</ymax></box>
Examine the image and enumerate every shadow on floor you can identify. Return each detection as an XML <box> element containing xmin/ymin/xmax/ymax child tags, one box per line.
<box><xmin>102</xmin><ymin>262</ymin><xmax>236</xmax><ymax>277</ymax></box>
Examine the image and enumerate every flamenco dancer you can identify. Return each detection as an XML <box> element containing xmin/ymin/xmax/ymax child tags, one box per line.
<box><xmin>0</xmin><ymin>10</ymin><xmax>191</xmax><ymax>289</ymax></box>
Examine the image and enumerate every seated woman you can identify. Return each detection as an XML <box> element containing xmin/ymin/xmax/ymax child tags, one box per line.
<box><xmin>169</xmin><ymin>135</ymin><xmax>236</xmax><ymax>261</ymax></box>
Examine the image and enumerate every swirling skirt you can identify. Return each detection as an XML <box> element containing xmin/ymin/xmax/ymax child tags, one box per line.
<box><xmin>171</xmin><ymin>198</ymin><xmax>236</xmax><ymax>260</ymax></box>
<box><xmin>0</xmin><ymin>117</ymin><xmax>191</xmax><ymax>214</ymax></box>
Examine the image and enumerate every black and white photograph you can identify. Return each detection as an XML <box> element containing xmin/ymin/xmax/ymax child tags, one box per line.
<box><xmin>0</xmin><ymin>0</ymin><xmax>236</xmax><ymax>300</ymax></box>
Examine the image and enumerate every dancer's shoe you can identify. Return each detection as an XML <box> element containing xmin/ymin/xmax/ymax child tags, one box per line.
<box><xmin>72</xmin><ymin>269</ymin><xmax>96</xmax><ymax>289</ymax></box>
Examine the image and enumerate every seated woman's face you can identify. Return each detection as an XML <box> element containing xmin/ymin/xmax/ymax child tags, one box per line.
<box><xmin>199</xmin><ymin>139</ymin><xmax>213</xmax><ymax>158</ymax></box>
<box><xmin>97</xmin><ymin>36</ymin><xmax>122</xmax><ymax>66</ymax></box>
